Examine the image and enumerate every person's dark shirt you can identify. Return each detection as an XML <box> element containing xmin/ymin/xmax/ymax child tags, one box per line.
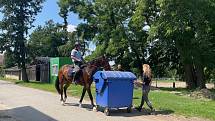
<box><xmin>143</xmin><ymin>73</ymin><xmax>151</xmax><ymax>86</ymax></box>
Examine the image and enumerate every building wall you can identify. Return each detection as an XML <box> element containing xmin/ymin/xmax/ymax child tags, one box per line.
<box><xmin>5</xmin><ymin>69</ymin><xmax>21</xmax><ymax>80</ymax></box>
<box><xmin>5</xmin><ymin>74</ymin><xmax>20</xmax><ymax>80</ymax></box>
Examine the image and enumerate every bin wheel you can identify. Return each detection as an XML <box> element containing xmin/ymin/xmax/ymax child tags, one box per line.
<box><xmin>104</xmin><ymin>108</ymin><xmax>110</xmax><ymax>116</ymax></box>
<box><xmin>127</xmin><ymin>107</ymin><xmax>132</xmax><ymax>113</ymax></box>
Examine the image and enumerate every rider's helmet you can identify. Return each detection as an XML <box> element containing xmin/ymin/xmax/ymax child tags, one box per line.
<box><xmin>75</xmin><ymin>42</ymin><xmax>81</xmax><ymax>47</ymax></box>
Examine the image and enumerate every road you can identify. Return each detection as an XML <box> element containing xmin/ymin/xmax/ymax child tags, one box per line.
<box><xmin>0</xmin><ymin>80</ymin><xmax>208</xmax><ymax>121</ymax></box>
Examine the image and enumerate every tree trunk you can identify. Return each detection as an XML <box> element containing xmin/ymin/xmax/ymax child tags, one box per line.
<box><xmin>21</xmin><ymin>66</ymin><xmax>29</xmax><ymax>82</ymax></box>
<box><xmin>138</xmin><ymin>60</ymin><xmax>143</xmax><ymax>79</ymax></box>
<box><xmin>184</xmin><ymin>64</ymin><xmax>196</xmax><ymax>89</ymax></box>
<box><xmin>20</xmin><ymin>40</ymin><xmax>29</xmax><ymax>82</ymax></box>
<box><xmin>195</xmin><ymin>65</ymin><xmax>206</xmax><ymax>89</ymax></box>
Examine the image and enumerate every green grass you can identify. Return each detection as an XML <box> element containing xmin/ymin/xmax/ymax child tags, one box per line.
<box><xmin>1</xmin><ymin>78</ymin><xmax>215</xmax><ymax>120</ymax></box>
<box><xmin>134</xmin><ymin>89</ymin><xmax>215</xmax><ymax>120</ymax></box>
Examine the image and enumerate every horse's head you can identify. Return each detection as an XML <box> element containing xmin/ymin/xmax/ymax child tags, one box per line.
<box><xmin>99</xmin><ymin>55</ymin><xmax>111</xmax><ymax>70</ymax></box>
<box><xmin>89</xmin><ymin>55</ymin><xmax>111</xmax><ymax>71</ymax></box>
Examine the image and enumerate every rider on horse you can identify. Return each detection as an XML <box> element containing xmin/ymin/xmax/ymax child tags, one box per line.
<box><xmin>71</xmin><ymin>42</ymin><xmax>85</xmax><ymax>84</ymax></box>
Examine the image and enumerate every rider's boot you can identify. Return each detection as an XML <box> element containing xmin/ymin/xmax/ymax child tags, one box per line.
<box><xmin>73</xmin><ymin>70</ymin><xmax>81</xmax><ymax>85</ymax></box>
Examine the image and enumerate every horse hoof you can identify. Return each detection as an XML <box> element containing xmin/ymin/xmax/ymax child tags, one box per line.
<box><xmin>61</xmin><ymin>101</ymin><xmax>65</xmax><ymax>106</ymax></box>
<box><xmin>79</xmin><ymin>103</ymin><xmax>82</xmax><ymax>108</ymax></box>
<box><xmin>63</xmin><ymin>98</ymin><xmax>67</xmax><ymax>103</ymax></box>
<box><xmin>93</xmin><ymin>106</ymin><xmax>97</xmax><ymax>112</ymax></box>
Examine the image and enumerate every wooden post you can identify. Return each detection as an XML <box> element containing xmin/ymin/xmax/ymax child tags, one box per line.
<box><xmin>173</xmin><ymin>78</ymin><xmax>176</xmax><ymax>89</ymax></box>
<box><xmin>156</xmin><ymin>79</ymin><xmax>157</xmax><ymax>88</ymax></box>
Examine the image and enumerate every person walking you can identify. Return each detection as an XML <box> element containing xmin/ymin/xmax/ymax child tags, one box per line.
<box><xmin>136</xmin><ymin>64</ymin><xmax>155</xmax><ymax>113</ymax></box>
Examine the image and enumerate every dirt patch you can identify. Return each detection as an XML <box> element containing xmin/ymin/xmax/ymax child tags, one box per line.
<box><xmin>190</xmin><ymin>89</ymin><xmax>215</xmax><ymax>100</ymax></box>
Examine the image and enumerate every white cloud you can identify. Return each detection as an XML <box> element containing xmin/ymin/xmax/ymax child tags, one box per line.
<box><xmin>67</xmin><ymin>24</ymin><xmax>77</xmax><ymax>32</ymax></box>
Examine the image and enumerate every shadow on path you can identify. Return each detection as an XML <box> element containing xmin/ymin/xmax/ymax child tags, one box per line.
<box><xmin>64</xmin><ymin>102</ymin><xmax>174</xmax><ymax>117</ymax></box>
<box><xmin>0</xmin><ymin>106</ymin><xmax>57</xmax><ymax>121</ymax></box>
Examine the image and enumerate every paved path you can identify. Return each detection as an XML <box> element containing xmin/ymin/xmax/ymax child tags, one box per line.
<box><xmin>0</xmin><ymin>80</ymin><xmax>207</xmax><ymax>121</ymax></box>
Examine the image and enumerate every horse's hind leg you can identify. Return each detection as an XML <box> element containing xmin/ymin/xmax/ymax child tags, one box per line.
<box><xmin>63</xmin><ymin>83</ymin><xmax>70</xmax><ymax>102</ymax></box>
<box><xmin>79</xmin><ymin>87</ymin><xmax>86</xmax><ymax>108</ymax></box>
<box><xmin>60</xmin><ymin>84</ymin><xmax>64</xmax><ymax>105</ymax></box>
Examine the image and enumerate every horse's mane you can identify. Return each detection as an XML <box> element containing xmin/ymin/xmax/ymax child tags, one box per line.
<box><xmin>86</xmin><ymin>56</ymin><xmax>105</xmax><ymax>65</ymax></box>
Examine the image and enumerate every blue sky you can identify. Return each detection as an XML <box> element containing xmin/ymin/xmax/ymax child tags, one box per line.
<box><xmin>31</xmin><ymin>0</ymin><xmax>82</xmax><ymax>33</ymax></box>
<box><xmin>0</xmin><ymin>0</ymin><xmax>82</xmax><ymax>33</ymax></box>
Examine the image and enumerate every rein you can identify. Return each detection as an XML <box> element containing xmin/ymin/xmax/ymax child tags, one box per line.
<box><xmin>90</xmin><ymin>64</ymin><xmax>98</xmax><ymax>68</ymax></box>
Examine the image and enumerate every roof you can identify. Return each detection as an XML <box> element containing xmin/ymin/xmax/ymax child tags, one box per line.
<box><xmin>30</xmin><ymin>57</ymin><xmax>50</xmax><ymax>65</ymax></box>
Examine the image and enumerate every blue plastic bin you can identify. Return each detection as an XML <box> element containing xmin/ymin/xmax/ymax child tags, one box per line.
<box><xmin>93</xmin><ymin>71</ymin><xmax>137</xmax><ymax>115</ymax></box>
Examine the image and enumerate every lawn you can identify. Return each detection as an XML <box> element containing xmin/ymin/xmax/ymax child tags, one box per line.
<box><xmin>1</xmin><ymin>78</ymin><xmax>215</xmax><ymax>120</ymax></box>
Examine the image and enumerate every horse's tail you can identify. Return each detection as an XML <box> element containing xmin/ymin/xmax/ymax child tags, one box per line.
<box><xmin>55</xmin><ymin>76</ymin><xmax>61</xmax><ymax>94</ymax></box>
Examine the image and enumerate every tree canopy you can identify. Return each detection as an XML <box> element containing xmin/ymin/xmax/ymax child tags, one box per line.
<box><xmin>149</xmin><ymin>0</ymin><xmax>215</xmax><ymax>88</ymax></box>
<box><xmin>0</xmin><ymin>0</ymin><xmax>45</xmax><ymax>82</ymax></box>
<box><xmin>57</xmin><ymin>0</ymin><xmax>215</xmax><ymax>89</ymax></box>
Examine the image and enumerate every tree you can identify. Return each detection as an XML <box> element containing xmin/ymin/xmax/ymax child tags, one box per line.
<box><xmin>59</xmin><ymin>0</ymin><xmax>215</xmax><ymax>89</ymax></box>
<box><xmin>147</xmin><ymin>39</ymin><xmax>181</xmax><ymax>78</ymax></box>
<box><xmin>58</xmin><ymin>0</ymin><xmax>69</xmax><ymax>42</ymax></box>
<box><xmin>0</xmin><ymin>0</ymin><xmax>45</xmax><ymax>82</ymax></box>
<box><xmin>28</xmin><ymin>20</ymin><xmax>67</xmax><ymax>60</ymax></box>
<box><xmin>57</xmin><ymin>31</ymin><xmax>79</xmax><ymax>57</ymax></box>
<box><xmin>3</xmin><ymin>50</ymin><xmax>16</xmax><ymax>68</ymax></box>
<box><xmin>59</xmin><ymin>0</ymin><xmax>159</xmax><ymax>76</ymax></box>
<box><xmin>149</xmin><ymin>0</ymin><xmax>215</xmax><ymax>89</ymax></box>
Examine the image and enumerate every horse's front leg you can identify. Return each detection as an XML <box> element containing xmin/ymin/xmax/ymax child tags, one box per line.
<box><xmin>63</xmin><ymin>83</ymin><xmax>70</xmax><ymax>103</ymax></box>
<box><xmin>86</xmin><ymin>87</ymin><xmax>95</xmax><ymax>108</ymax></box>
<box><xmin>79</xmin><ymin>87</ymin><xmax>86</xmax><ymax>108</ymax></box>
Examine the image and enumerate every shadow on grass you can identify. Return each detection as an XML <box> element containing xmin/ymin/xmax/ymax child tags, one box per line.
<box><xmin>133</xmin><ymin>97</ymin><xmax>140</xmax><ymax>99</ymax></box>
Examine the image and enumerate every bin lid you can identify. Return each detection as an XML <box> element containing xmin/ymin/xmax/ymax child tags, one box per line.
<box><xmin>93</xmin><ymin>71</ymin><xmax>137</xmax><ymax>80</ymax></box>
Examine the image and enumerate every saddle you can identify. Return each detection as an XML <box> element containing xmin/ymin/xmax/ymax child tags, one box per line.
<box><xmin>68</xmin><ymin>68</ymin><xmax>75</xmax><ymax>78</ymax></box>
<box><xmin>67</xmin><ymin>66</ymin><xmax>83</xmax><ymax>85</ymax></box>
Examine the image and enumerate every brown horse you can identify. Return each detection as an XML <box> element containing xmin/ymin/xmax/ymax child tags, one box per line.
<box><xmin>55</xmin><ymin>56</ymin><xmax>111</xmax><ymax>108</ymax></box>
